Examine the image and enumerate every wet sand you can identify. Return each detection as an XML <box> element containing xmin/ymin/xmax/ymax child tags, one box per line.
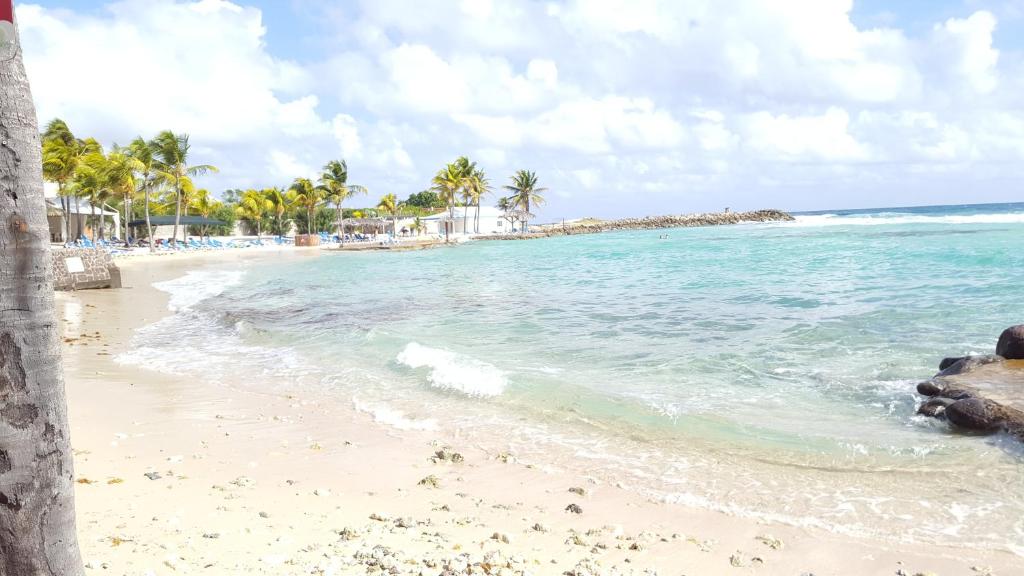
<box><xmin>60</xmin><ymin>251</ymin><xmax>1022</xmax><ymax>575</ymax></box>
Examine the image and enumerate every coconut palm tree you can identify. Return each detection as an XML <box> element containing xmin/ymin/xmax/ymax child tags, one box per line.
<box><xmin>191</xmin><ymin>189</ymin><xmax>222</xmax><ymax>238</ymax></box>
<box><xmin>263</xmin><ymin>187</ymin><xmax>291</xmax><ymax>237</ymax></box>
<box><xmin>236</xmin><ymin>189</ymin><xmax>271</xmax><ymax>242</ymax></box>
<box><xmin>41</xmin><ymin>121</ymin><xmax>100</xmax><ymax>241</ymax></box>
<box><xmin>497</xmin><ymin>196</ymin><xmax>519</xmax><ymax>233</ymax></box>
<box><xmin>431</xmin><ymin>160</ymin><xmax>472</xmax><ymax>241</ymax></box>
<box><xmin>289</xmin><ymin>177</ymin><xmax>323</xmax><ymax>236</ymax></box>
<box><xmin>66</xmin><ymin>151</ymin><xmax>109</xmax><ymax>242</ymax></box>
<box><xmin>151</xmin><ymin>130</ymin><xmax>217</xmax><ymax>244</ymax></box>
<box><xmin>318</xmin><ymin>159</ymin><xmax>367</xmax><ymax>245</ymax></box>
<box><xmin>103</xmin><ymin>148</ymin><xmax>144</xmax><ymax>245</ymax></box>
<box><xmin>377</xmin><ymin>193</ymin><xmax>400</xmax><ymax>239</ymax></box>
<box><xmin>454</xmin><ymin>156</ymin><xmax>477</xmax><ymax>235</ymax></box>
<box><xmin>467</xmin><ymin>168</ymin><xmax>491</xmax><ymax>233</ymax></box>
<box><xmin>1</xmin><ymin>23</ymin><xmax>85</xmax><ymax>571</ymax></box>
<box><xmin>503</xmin><ymin>169</ymin><xmax>547</xmax><ymax>233</ymax></box>
<box><xmin>127</xmin><ymin>136</ymin><xmax>158</xmax><ymax>250</ymax></box>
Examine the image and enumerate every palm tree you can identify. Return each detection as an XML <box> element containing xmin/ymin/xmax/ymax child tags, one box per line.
<box><xmin>377</xmin><ymin>193</ymin><xmax>400</xmax><ymax>239</ymax></box>
<box><xmin>127</xmin><ymin>136</ymin><xmax>157</xmax><ymax>250</ymax></box>
<box><xmin>497</xmin><ymin>196</ymin><xmax>521</xmax><ymax>233</ymax></box>
<box><xmin>151</xmin><ymin>130</ymin><xmax>217</xmax><ymax>244</ymax></box>
<box><xmin>503</xmin><ymin>170</ymin><xmax>547</xmax><ymax>233</ymax></box>
<box><xmin>103</xmin><ymin>148</ymin><xmax>144</xmax><ymax>246</ymax></box>
<box><xmin>263</xmin><ymin>187</ymin><xmax>290</xmax><ymax>237</ymax></box>
<box><xmin>236</xmin><ymin>189</ymin><xmax>271</xmax><ymax>242</ymax></box>
<box><xmin>41</xmin><ymin>120</ymin><xmax>100</xmax><ymax>241</ymax></box>
<box><xmin>318</xmin><ymin>159</ymin><xmax>367</xmax><ymax>246</ymax></box>
<box><xmin>467</xmin><ymin>168</ymin><xmax>491</xmax><ymax>233</ymax></box>
<box><xmin>431</xmin><ymin>160</ymin><xmax>472</xmax><ymax>241</ymax></box>
<box><xmin>67</xmin><ymin>151</ymin><xmax>109</xmax><ymax>242</ymax></box>
<box><xmin>191</xmin><ymin>189</ymin><xmax>223</xmax><ymax>238</ymax></box>
<box><xmin>289</xmin><ymin>177</ymin><xmax>323</xmax><ymax>236</ymax></box>
<box><xmin>0</xmin><ymin>23</ymin><xmax>85</xmax><ymax>571</ymax></box>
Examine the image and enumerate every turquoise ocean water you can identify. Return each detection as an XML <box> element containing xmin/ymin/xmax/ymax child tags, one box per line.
<box><xmin>120</xmin><ymin>202</ymin><xmax>1024</xmax><ymax>553</ymax></box>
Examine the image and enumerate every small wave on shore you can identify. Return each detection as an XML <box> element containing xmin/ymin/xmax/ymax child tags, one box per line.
<box><xmin>396</xmin><ymin>342</ymin><xmax>507</xmax><ymax>397</ymax></box>
<box><xmin>790</xmin><ymin>212</ymin><xmax>1024</xmax><ymax>227</ymax></box>
<box><xmin>352</xmin><ymin>398</ymin><xmax>438</xmax><ymax>431</ymax></box>
<box><xmin>153</xmin><ymin>269</ymin><xmax>247</xmax><ymax>311</ymax></box>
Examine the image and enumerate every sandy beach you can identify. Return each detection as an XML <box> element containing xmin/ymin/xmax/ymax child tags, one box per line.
<box><xmin>59</xmin><ymin>250</ymin><xmax>1022</xmax><ymax>575</ymax></box>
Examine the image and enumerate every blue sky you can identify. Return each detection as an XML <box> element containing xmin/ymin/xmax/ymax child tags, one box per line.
<box><xmin>18</xmin><ymin>0</ymin><xmax>1024</xmax><ymax>219</ymax></box>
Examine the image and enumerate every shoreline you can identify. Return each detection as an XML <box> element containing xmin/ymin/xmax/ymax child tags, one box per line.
<box><xmin>60</xmin><ymin>251</ymin><xmax>1022</xmax><ymax>574</ymax></box>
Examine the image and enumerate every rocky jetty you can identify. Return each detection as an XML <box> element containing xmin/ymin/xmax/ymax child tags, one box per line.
<box><xmin>477</xmin><ymin>209</ymin><xmax>794</xmax><ymax>241</ymax></box>
<box><xmin>915</xmin><ymin>325</ymin><xmax>1024</xmax><ymax>439</ymax></box>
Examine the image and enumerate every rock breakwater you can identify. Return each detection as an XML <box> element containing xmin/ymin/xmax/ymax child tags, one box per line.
<box><xmin>476</xmin><ymin>209</ymin><xmax>794</xmax><ymax>241</ymax></box>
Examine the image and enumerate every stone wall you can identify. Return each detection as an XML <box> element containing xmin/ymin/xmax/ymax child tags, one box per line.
<box><xmin>50</xmin><ymin>247</ymin><xmax>122</xmax><ymax>291</ymax></box>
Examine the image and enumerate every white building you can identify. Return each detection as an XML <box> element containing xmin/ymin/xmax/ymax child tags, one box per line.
<box><xmin>412</xmin><ymin>206</ymin><xmax>519</xmax><ymax>236</ymax></box>
<box><xmin>44</xmin><ymin>182</ymin><xmax>121</xmax><ymax>243</ymax></box>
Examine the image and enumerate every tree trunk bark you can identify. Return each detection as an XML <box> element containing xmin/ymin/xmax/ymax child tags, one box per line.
<box><xmin>336</xmin><ymin>202</ymin><xmax>343</xmax><ymax>246</ymax></box>
<box><xmin>73</xmin><ymin>196</ymin><xmax>81</xmax><ymax>241</ymax></box>
<box><xmin>123</xmin><ymin>194</ymin><xmax>130</xmax><ymax>247</ymax></box>
<box><xmin>143</xmin><ymin>178</ymin><xmax>153</xmax><ymax>251</ymax></box>
<box><xmin>171</xmin><ymin>179</ymin><xmax>181</xmax><ymax>245</ymax></box>
<box><xmin>0</xmin><ymin>15</ymin><xmax>86</xmax><ymax>575</ymax></box>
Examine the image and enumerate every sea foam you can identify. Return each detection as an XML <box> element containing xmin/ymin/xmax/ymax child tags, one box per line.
<box><xmin>396</xmin><ymin>342</ymin><xmax>507</xmax><ymax>397</ymax></box>
<box><xmin>352</xmin><ymin>398</ymin><xmax>438</xmax><ymax>431</ymax></box>
<box><xmin>153</xmin><ymin>269</ymin><xmax>247</xmax><ymax>311</ymax></box>
<box><xmin>790</xmin><ymin>212</ymin><xmax>1024</xmax><ymax>227</ymax></box>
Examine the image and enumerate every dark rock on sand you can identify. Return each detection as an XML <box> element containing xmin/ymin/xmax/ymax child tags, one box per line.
<box><xmin>996</xmin><ymin>325</ymin><xmax>1024</xmax><ymax>360</ymax></box>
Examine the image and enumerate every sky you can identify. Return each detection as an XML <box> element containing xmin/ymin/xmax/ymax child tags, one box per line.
<box><xmin>16</xmin><ymin>0</ymin><xmax>1024</xmax><ymax>220</ymax></box>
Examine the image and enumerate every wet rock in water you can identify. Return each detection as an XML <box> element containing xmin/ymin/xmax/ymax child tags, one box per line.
<box><xmin>945</xmin><ymin>398</ymin><xmax>1005</xmax><ymax>431</ymax></box>
<box><xmin>937</xmin><ymin>354</ymin><xmax>1004</xmax><ymax>377</ymax></box>
<box><xmin>997</xmin><ymin>325</ymin><xmax>1024</xmax><ymax>360</ymax></box>
<box><xmin>917</xmin><ymin>381</ymin><xmax>942</xmax><ymax>396</ymax></box>
<box><xmin>565</xmin><ymin>503</ymin><xmax>583</xmax><ymax>514</ymax></box>
<box><xmin>939</xmin><ymin>356</ymin><xmax>966</xmax><ymax>371</ymax></box>
<box><xmin>917</xmin><ymin>398</ymin><xmax>954</xmax><ymax>418</ymax></box>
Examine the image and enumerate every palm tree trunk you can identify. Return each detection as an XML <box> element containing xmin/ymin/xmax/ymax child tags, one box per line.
<box><xmin>144</xmin><ymin>180</ymin><xmax>154</xmax><ymax>251</ymax></box>
<box><xmin>0</xmin><ymin>21</ymin><xmax>86</xmax><ymax>575</ymax></box>
<box><xmin>463</xmin><ymin>204</ymin><xmax>469</xmax><ymax>235</ymax></box>
<box><xmin>74</xmin><ymin>195</ymin><xmax>82</xmax><ymax>240</ymax></box>
<box><xmin>337</xmin><ymin>202</ymin><xmax>344</xmax><ymax>246</ymax></box>
<box><xmin>123</xmin><ymin>194</ymin><xmax>130</xmax><ymax>247</ymax></box>
<box><xmin>171</xmin><ymin>179</ymin><xmax>182</xmax><ymax>245</ymax></box>
<box><xmin>90</xmin><ymin>202</ymin><xmax>96</xmax><ymax>242</ymax></box>
<box><xmin>475</xmin><ymin>201</ymin><xmax>481</xmax><ymax>233</ymax></box>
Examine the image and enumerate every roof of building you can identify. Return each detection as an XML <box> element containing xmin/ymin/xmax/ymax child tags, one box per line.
<box><xmin>46</xmin><ymin>198</ymin><xmax>119</xmax><ymax>216</ymax></box>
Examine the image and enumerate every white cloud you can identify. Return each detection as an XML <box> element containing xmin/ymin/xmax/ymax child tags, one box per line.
<box><xmin>17</xmin><ymin>0</ymin><xmax>1024</xmax><ymax>218</ymax></box>
<box><xmin>742</xmin><ymin>108</ymin><xmax>866</xmax><ymax>162</ymax></box>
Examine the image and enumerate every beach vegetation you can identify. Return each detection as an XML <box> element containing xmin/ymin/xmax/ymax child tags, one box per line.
<box><xmin>319</xmin><ymin>159</ymin><xmax>367</xmax><ymax>246</ymax></box>
<box><xmin>235</xmin><ymin>189</ymin><xmax>273</xmax><ymax>241</ymax></box>
<box><xmin>502</xmin><ymin>170</ymin><xmax>547</xmax><ymax>233</ymax></box>
<box><xmin>150</xmin><ymin>130</ymin><xmax>218</xmax><ymax>244</ymax></box>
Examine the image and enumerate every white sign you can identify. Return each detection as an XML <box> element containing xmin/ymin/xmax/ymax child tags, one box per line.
<box><xmin>65</xmin><ymin>257</ymin><xmax>85</xmax><ymax>274</ymax></box>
